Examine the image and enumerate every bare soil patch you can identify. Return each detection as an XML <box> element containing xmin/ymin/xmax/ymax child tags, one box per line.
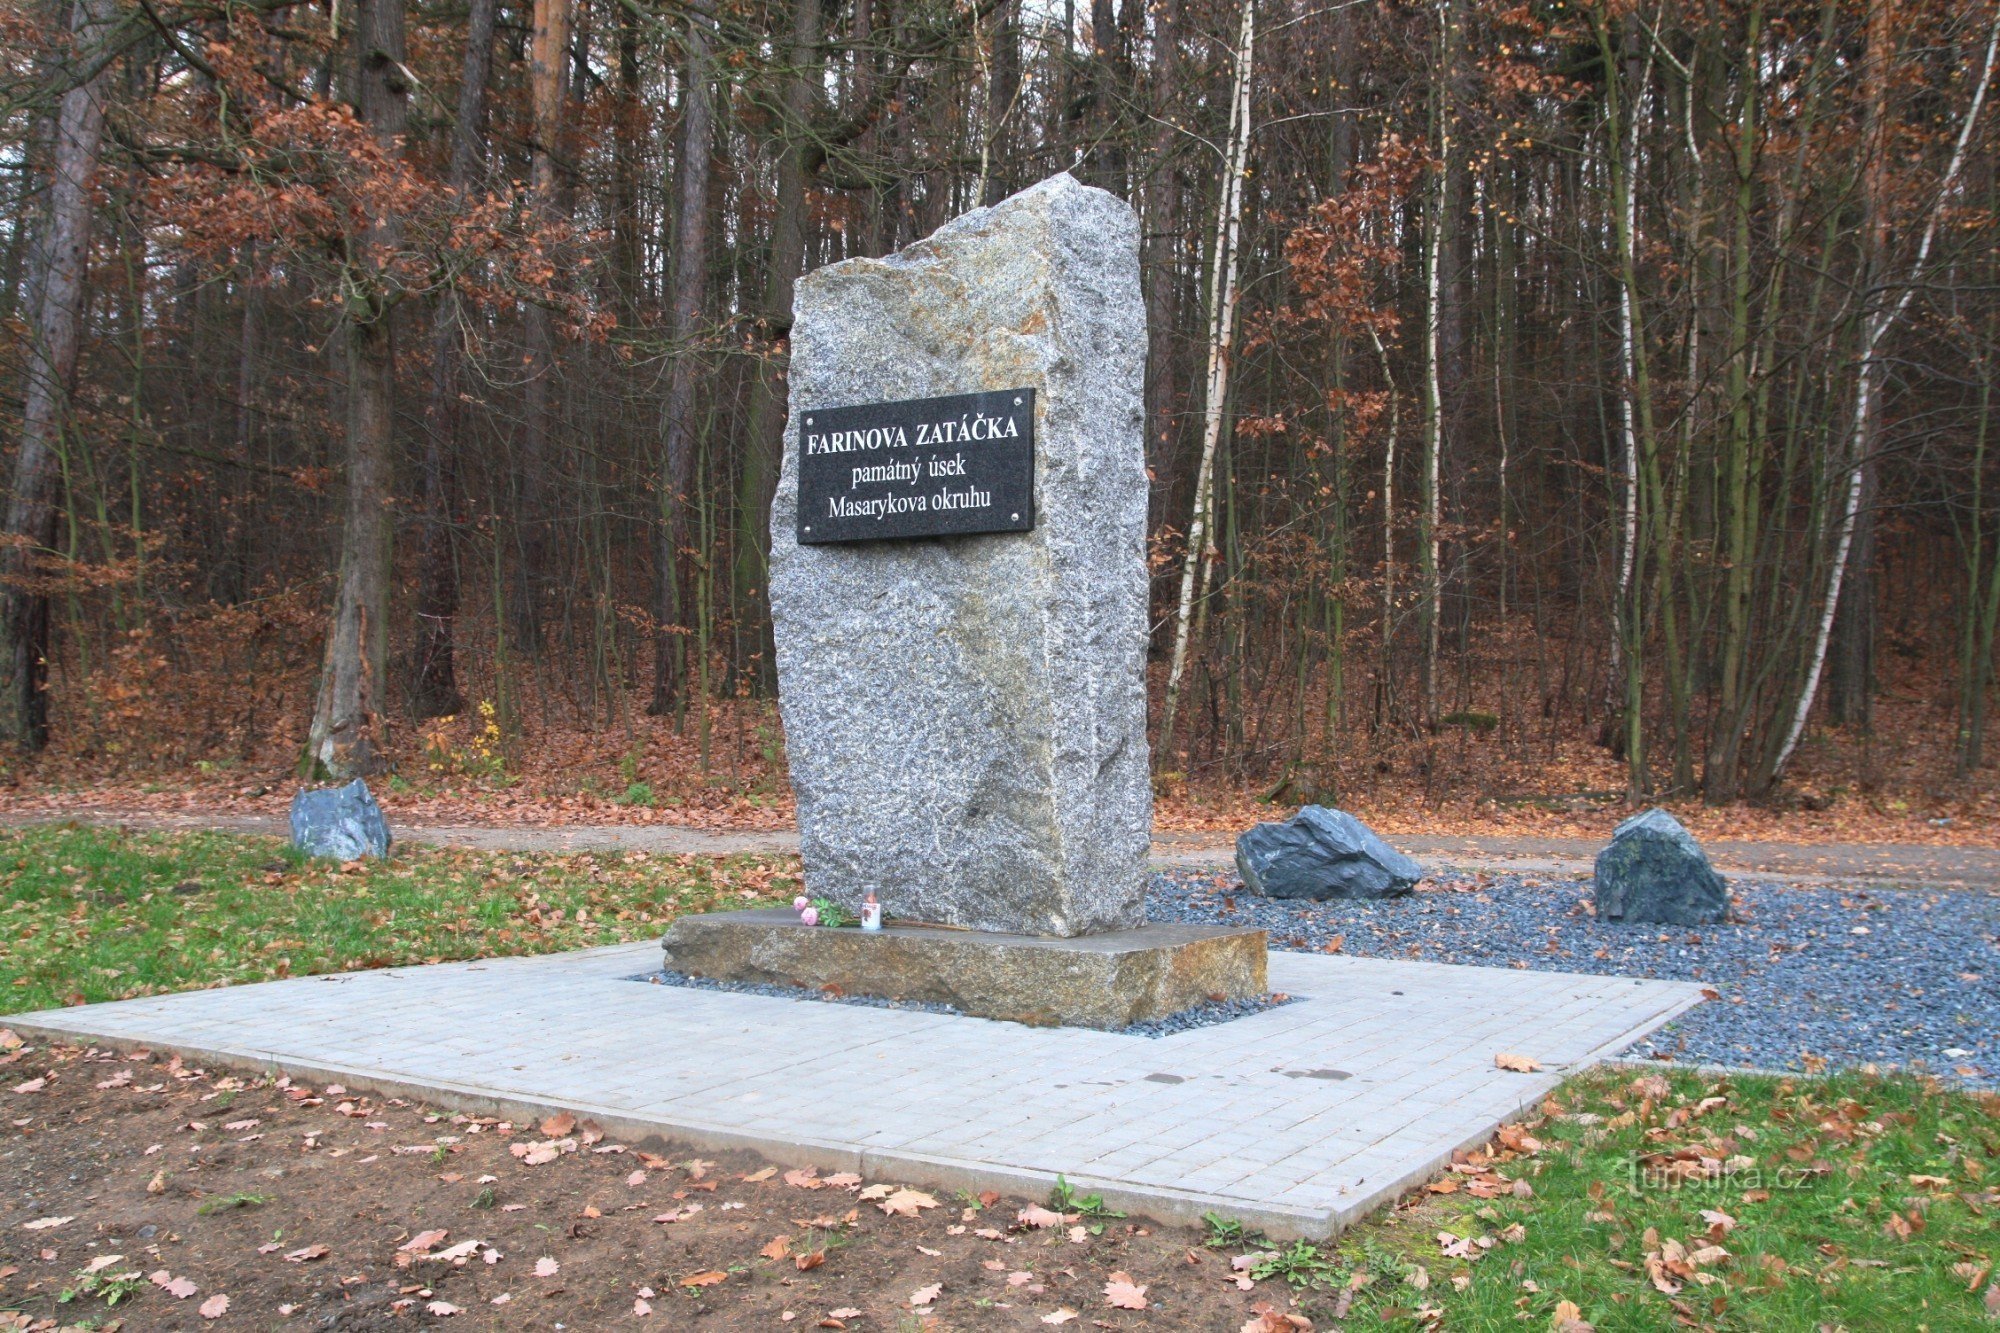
<box><xmin>2</xmin><ymin>1041</ymin><xmax>1305</xmax><ymax>1330</ymax></box>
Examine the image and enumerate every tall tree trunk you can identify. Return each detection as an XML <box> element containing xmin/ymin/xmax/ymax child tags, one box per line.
<box><xmin>854</xmin><ymin>0</ymin><xmax>885</xmax><ymax>256</ymax></box>
<box><xmin>732</xmin><ymin>0</ymin><xmax>821</xmax><ymax>694</ymax></box>
<box><xmin>1157</xmin><ymin>0</ymin><xmax>1253</xmax><ymax>767</ymax></box>
<box><xmin>982</xmin><ymin>0</ymin><xmax>1020</xmax><ymax>206</ymax></box>
<box><xmin>651</xmin><ymin>10</ymin><xmax>715</xmax><ymax>715</ymax></box>
<box><xmin>611</xmin><ymin>0</ymin><xmax>643</xmax><ymax>324</ymax></box>
<box><xmin>1600</xmin><ymin>7</ymin><xmax>1659</xmax><ymax>793</ymax></box>
<box><xmin>1826</xmin><ymin>463</ymin><xmax>1877</xmax><ymax>728</ymax></box>
<box><xmin>1141</xmin><ymin>0</ymin><xmax>1181</xmax><ymax>526</ymax></box>
<box><xmin>512</xmin><ymin>0</ymin><xmax>571</xmax><ymax>650</ymax></box>
<box><xmin>0</xmin><ymin>114</ymin><xmax>51</xmax><ymax>324</ymax></box>
<box><xmin>1417</xmin><ymin>0</ymin><xmax>1455</xmax><ymax>727</ymax></box>
<box><xmin>1958</xmin><ymin>367</ymin><xmax>1999</xmax><ymax>775</ymax></box>
<box><xmin>1</xmin><ymin>0</ymin><xmax>117</xmax><ymax>751</ymax></box>
<box><xmin>1084</xmin><ymin>0</ymin><xmax>1128</xmax><ymax>190</ymax></box>
<box><xmin>306</xmin><ymin>0</ymin><xmax>410</xmax><ymax>777</ymax></box>
<box><xmin>1768</xmin><ymin>0</ymin><xmax>2000</xmax><ymax>782</ymax></box>
<box><xmin>221</xmin><ymin>240</ymin><xmax>258</xmax><ymax>607</ymax></box>
<box><xmin>1829</xmin><ymin>0</ymin><xmax>1896</xmax><ymax>735</ymax></box>
<box><xmin>411</xmin><ymin>0</ymin><xmax>496</xmax><ymax>720</ymax></box>
<box><xmin>1701</xmin><ymin>0</ymin><xmax>1763</xmax><ymax>802</ymax></box>
<box><xmin>1371</xmin><ymin>326</ymin><xmax>1400</xmax><ymax>731</ymax></box>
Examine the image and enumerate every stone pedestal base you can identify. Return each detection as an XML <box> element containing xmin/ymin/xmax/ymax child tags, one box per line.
<box><xmin>659</xmin><ymin>910</ymin><xmax>1267</xmax><ymax>1030</ymax></box>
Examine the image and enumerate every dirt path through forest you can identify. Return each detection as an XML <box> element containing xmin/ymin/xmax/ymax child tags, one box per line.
<box><xmin>6</xmin><ymin>808</ymin><xmax>1997</xmax><ymax>889</ymax></box>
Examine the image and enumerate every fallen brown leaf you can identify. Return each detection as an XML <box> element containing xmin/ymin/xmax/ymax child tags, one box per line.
<box><xmin>150</xmin><ymin>1270</ymin><xmax>199</xmax><ymax>1299</ymax></box>
<box><xmin>1240</xmin><ymin>1303</ymin><xmax>1314</xmax><ymax>1332</ymax></box>
<box><xmin>1103</xmin><ymin>1272</ymin><xmax>1148</xmax><ymax>1310</ymax></box>
<box><xmin>1551</xmin><ymin>1298</ymin><xmax>1595</xmax><ymax>1332</ymax></box>
<box><xmin>1017</xmin><ymin>1203</ymin><xmax>1066</xmax><ymax>1228</ymax></box>
<box><xmin>878</xmin><ymin>1188</ymin><xmax>939</xmax><ymax>1217</ymax></box>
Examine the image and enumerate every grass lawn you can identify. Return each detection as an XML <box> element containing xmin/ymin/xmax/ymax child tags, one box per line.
<box><xmin>1258</xmin><ymin>1066</ymin><xmax>2000</xmax><ymax>1329</ymax></box>
<box><xmin>3</xmin><ymin>823</ymin><xmax>1996</xmax><ymax>1329</ymax></box>
<box><xmin>0</xmin><ymin>821</ymin><xmax>798</xmax><ymax>1014</ymax></box>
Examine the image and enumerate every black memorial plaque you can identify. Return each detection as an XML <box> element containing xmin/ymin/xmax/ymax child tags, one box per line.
<box><xmin>796</xmin><ymin>387</ymin><xmax>1035</xmax><ymax>544</ymax></box>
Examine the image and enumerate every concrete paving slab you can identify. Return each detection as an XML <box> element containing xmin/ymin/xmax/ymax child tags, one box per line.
<box><xmin>6</xmin><ymin>944</ymin><xmax>1704</xmax><ymax>1239</ymax></box>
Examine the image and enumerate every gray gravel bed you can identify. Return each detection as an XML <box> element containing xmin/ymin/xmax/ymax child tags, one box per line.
<box><xmin>1148</xmin><ymin>868</ymin><xmax>2000</xmax><ymax>1086</ymax></box>
<box><xmin>631</xmin><ymin>968</ymin><xmax>1291</xmax><ymax>1037</ymax></box>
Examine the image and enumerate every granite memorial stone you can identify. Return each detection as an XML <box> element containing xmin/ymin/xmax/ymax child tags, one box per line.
<box><xmin>767</xmin><ymin>171</ymin><xmax>1152</xmax><ymax>939</ymax></box>
<box><xmin>1593</xmin><ymin>807</ymin><xmax>1729</xmax><ymax>925</ymax></box>
<box><xmin>289</xmin><ymin>779</ymin><xmax>391</xmax><ymax>860</ymax></box>
<box><xmin>661</xmin><ymin>174</ymin><xmax>1266</xmax><ymax>1025</ymax></box>
<box><xmin>1235</xmin><ymin>805</ymin><xmax>1423</xmax><ymax>900</ymax></box>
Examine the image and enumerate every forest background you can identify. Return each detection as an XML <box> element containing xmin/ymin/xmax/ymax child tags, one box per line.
<box><xmin>3</xmin><ymin>0</ymin><xmax>1998</xmax><ymax>842</ymax></box>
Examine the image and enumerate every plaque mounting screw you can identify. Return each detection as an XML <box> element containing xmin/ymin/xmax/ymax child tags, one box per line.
<box><xmin>804</xmin><ymin>525</ymin><xmax>813</xmax><ymax>532</ymax></box>
<box><xmin>1011</xmin><ymin>513</ymin><xmax>1020</xmax><ymax>521</ymax></box>
<box><xmin>806</xmin><ymin>416</ymin><xmax>814</xmax><ymax>425</ymax></box>
<box><xmin>1013</xmin><ymin>397</ymin><xmax>1022</xmax><ymax>405</ymax></box>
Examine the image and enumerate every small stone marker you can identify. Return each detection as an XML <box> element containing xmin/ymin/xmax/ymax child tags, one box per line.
<box><xmin>1235</xmin><ymin>805</ymin><xmax>1423</xmax><ymax>900</ymax></box>
<box><xmin>289</xmin><ymin>779</ymin><xmax>391</xmax><ymax>860</ymax></box>
<box><xmin>1593</xmin><ymin>807</ymin><xmax>1728</xmax><ymax>925</ymax></box>
<box><xmin>661</xmin><ymin>174</ymin><xmax>1265</xmax><ymax>1026</ymax></box>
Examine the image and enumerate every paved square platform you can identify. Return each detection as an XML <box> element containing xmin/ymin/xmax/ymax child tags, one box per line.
<box><xmin>7</xmin><ymin>944</ymin><xmax>1702</xmax><ymax>1238</ymax></box>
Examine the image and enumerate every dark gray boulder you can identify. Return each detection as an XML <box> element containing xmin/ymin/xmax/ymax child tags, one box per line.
<box><xmin>289</xmin><ymin>779</ymin><xmax>392</xmax><ymax>860</ymax></box>
<box><xmin>1235</xmin><ymin>805</ymin><xmax>1423</xmax><ymax>900</ymax></box>
<box><xmin>1593</xmin><ymin>807</ymin><xmax>1727</xmax><ymax>925</ymax></box>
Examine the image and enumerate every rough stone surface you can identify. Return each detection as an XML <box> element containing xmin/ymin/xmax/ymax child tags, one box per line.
<box><xmin>660</xmin><ymin>910</ymin><xmax>1265</xmax><ymax>1030</ymax></box>
<box><xmin>767</xmin><ymin>173</ymin><xmax>1151</xmax><ymax>938</ymax></box>
<box><xmin>1593</xmin><ymin>807</ymin><xmax>1729</xmax><ymax>925</ymax></box>
<box><xmin>289</xmin><ymin>780</ymin><xmax>391</xmax><ymax>860</ymax></box>
<box><xmin>1235</xmin><ymin>806</ymin><xmax>1423</xmax><ymax>900</ymax></box>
